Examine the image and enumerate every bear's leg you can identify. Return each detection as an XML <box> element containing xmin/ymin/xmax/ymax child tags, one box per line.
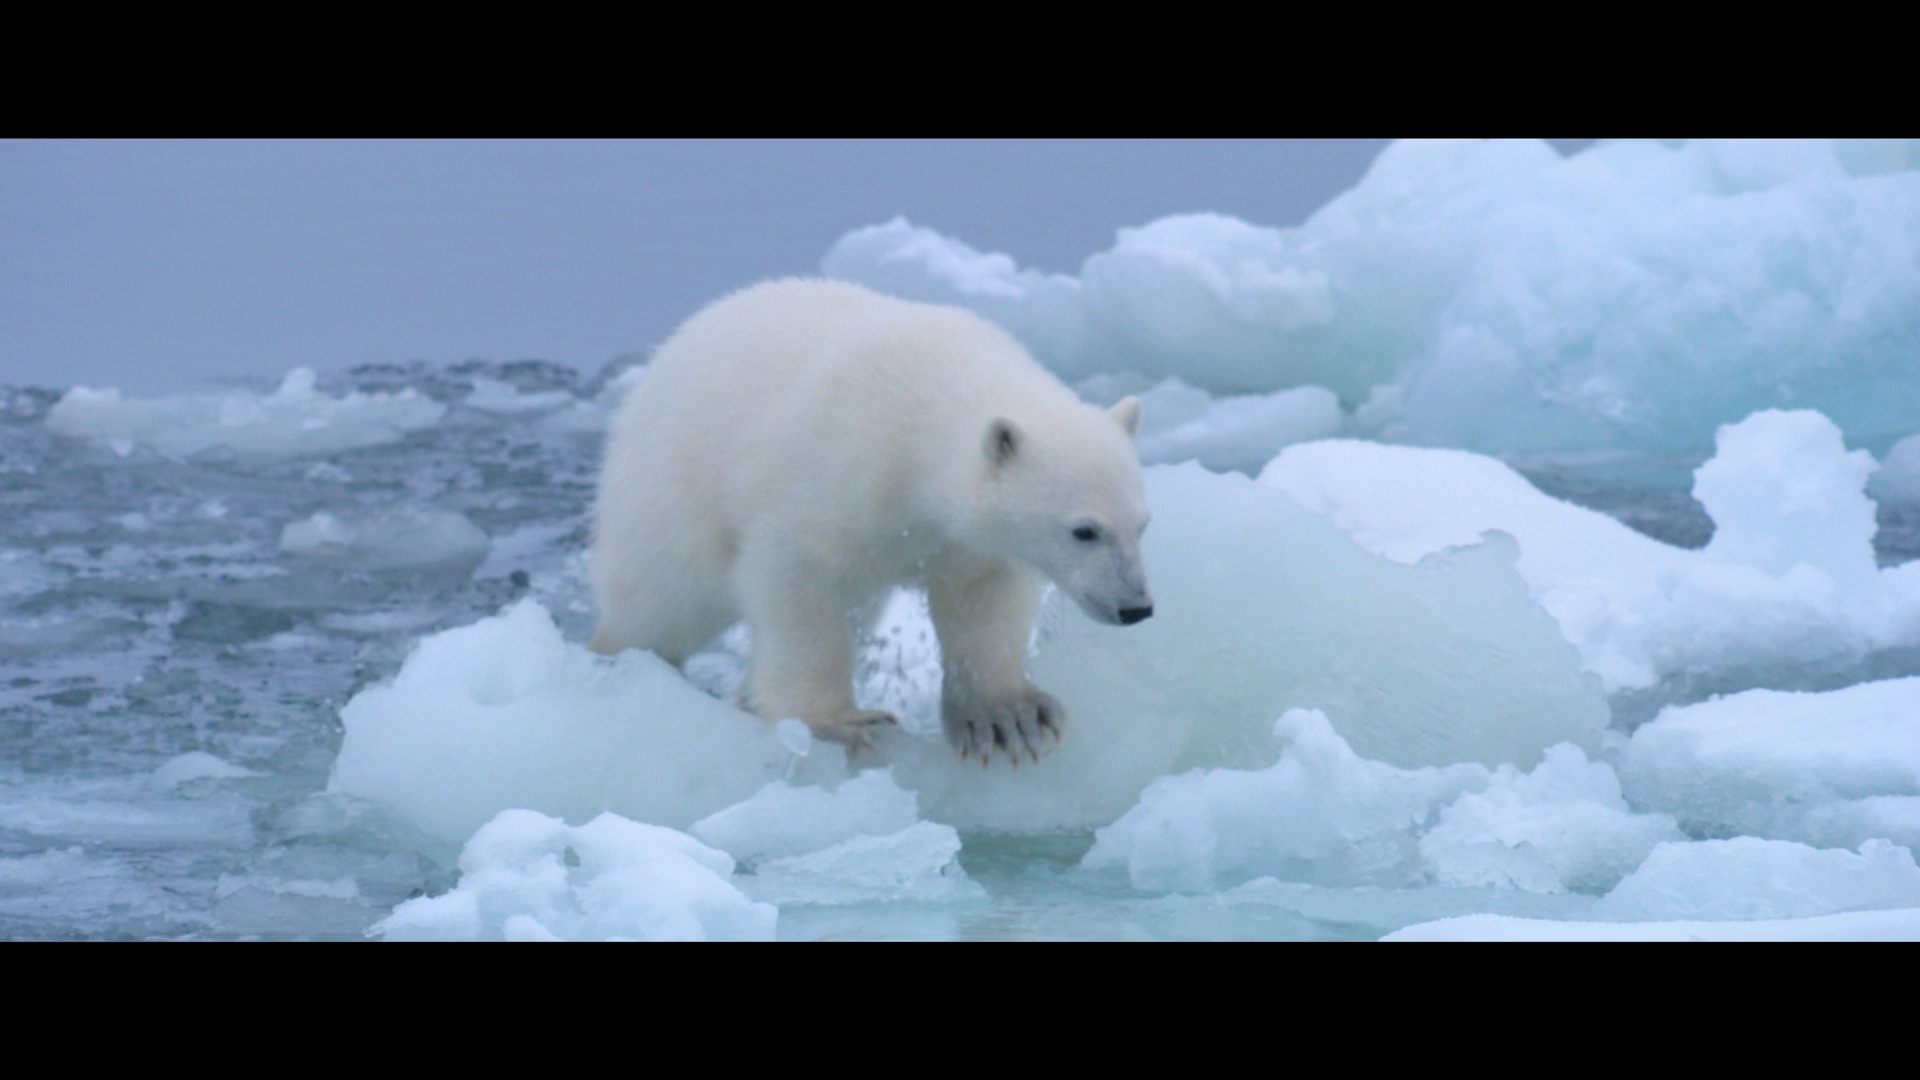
<box><xmin>928</xmin><ymin>556</ymin><xmax>1064</xmax><ymax>765</ymax></box>
<box><xmin>589</xmin><ymin>564</ymin><xmax>737</xmax><ymax>665</ymax></box>
<box><xmin>733</xmin><ymin>542</ymin><xmax>896</xmax><ymax>750</ymax></box>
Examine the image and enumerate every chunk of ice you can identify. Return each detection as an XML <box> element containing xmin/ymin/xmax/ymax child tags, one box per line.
<box><xmin>280</xmin><ymin>507</ymin><xmax>490</xmax><ymax>574</ymax></box>
<box><xmin>148</xmin><ymin>752</ymin><xmax>264</xmax><ymax>791</ymax></box>
<box><xmin>1418</xmin><ymin>743</ymin><xmax>1682</xmax><ymax>894</ymax></box>
<box><xmin>1263</xmin><ymin>414</ymin><xmax>1920</xmax><ymax>693</ymax></box>
<box><xmin>374</xmin><ymin>809</ymin><xmax>776</xmax><ymax>941</ymax></box>
<box><xmin>1082</xmin><ymin>710</ymin><xmax>1491</xmax><ymax>893</ymax></box>
<box><xmin>1128</xmin><ymin>379</ymin><xmax>1344</xmax><ymax>474</ymax></box>
<box><xmin>689</xmin><ymin>769</ymin><xmax>922</xmax><ymax>865</ymax></box>
<box><xmin>1869</xmin><ymin>434</ymin><xmax>1920</xmax><ymax>506</ymax></box>
<box><xmin>743</xmin><ymin>821</ymin><xmax>983</xmax><ymax>906</ymax></box>
<box><xmin>1594</xmin><ymin>837</ymin><xmax>1920</xmax><ymax>922</ymax></box>
<box><xmin>1621</xmin><ymin>677</ymin><xmax>1920</xmax><ymax>852</ymax></box>
<box><xmin>46</xmin><ymin>367</ymin><xmax>446</xmax><ymax>458</ymax></box>
<box><xmin>328</xmin><ymin>599</ymin><xmax>836</xmax><ymax>843</ymax></box>
<box><xmin>825</xmin><ymin>140</ymin><xmax>1920</xmax><ymax>459</ymax></box>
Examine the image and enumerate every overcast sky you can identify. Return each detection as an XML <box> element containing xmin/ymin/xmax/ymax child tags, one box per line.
<box><xmin>0</xmin><ymin>139</ymin><xmax>1595</xmax><ymax>393</ymax></box>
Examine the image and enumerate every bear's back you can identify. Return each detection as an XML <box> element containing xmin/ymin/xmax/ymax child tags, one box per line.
<box><xmin>627</xmin><ymin>279</ymin><xmax>1067</xmax><ymax>467</ymax></box>
<box><xmin>601</xmin><ymin>278</ymin><xmax>1104</xmax><ymax>564</ymax></box>
<box><xmin>643</xmin><ymin>278</ymin><xmax>1053</xmax><ymax>408</ymax></box>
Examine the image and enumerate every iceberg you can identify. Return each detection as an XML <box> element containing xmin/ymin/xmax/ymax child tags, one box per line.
<box><xmin>826</xmin><ymin>139</ymin><xmax>1920</xmax><ymax>461</ymax></box>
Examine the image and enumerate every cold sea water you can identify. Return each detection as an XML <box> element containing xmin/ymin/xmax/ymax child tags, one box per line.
<box><xmin>2</xmin><ymin>358</ymin><xmax>1879</xmax><ymax>940</ymax></box>
<box><xmin>7</xmin><ymin>138</ymin><xmax>1920</xmax><ymax>940</ymax></box>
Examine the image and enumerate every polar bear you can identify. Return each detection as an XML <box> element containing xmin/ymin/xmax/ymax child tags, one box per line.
<box><xmin>590</xmin><ymin>279</ymin><xmax>1152</xmax><ymax>764</ymax></box>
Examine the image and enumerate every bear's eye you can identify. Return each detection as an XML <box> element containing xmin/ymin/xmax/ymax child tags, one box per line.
<box><xmin>1072</xmin><ymin>525</ymin><xmax>1100</xmax><ymax>543</ymax></box>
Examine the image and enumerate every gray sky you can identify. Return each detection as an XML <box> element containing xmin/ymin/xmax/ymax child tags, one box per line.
<box><xmin>0</xmin><ymin>139</ymin><xmax>1594</xmax><ymax>393</ymax></box>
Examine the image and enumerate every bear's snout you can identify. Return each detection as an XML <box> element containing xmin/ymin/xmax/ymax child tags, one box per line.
<box><xmin>1119</xmin><ymin>605</ymin><xmax>1153</xmax><ymax>625</ymax></box>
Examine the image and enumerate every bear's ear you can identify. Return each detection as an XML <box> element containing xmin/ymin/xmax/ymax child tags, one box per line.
<box><xmin>1109</xmin><ymin>396</ymin><xmax>1143</xmax><ymax>439</ymax></box>
<box><xmin>984</xmin><ymin>418</ymin><xmax>1021</xmax><ymax>469</ymax></box>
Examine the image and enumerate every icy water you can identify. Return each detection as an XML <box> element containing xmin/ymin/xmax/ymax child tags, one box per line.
<box><xmin>0</xmin><ymin>364</ymin><xmax>593</xmax><ymax>938</ymax></box>
<box><xmin>3</xmin><ymin>360</ymin><xmax>1912</xmax><ymax>941</ymax></box>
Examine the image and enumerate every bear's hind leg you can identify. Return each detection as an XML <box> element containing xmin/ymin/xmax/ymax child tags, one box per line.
<box><xmin>927</xmin><ymin>556</ymin><xmax>1063</xmax><ymax>765</ymax></box>
<box><xmin>733</xmin><ymin>543</ymin><xmax>896</xmax><ymax>750</ymax></box>
<box><xmin>589</xmin><ymin>566</ymin><xmax>737</xmax><ymax>666</ymax></box>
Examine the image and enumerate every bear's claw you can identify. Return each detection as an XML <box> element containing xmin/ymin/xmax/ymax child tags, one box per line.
<box><xmin>943</xmin><ymin>687</ymin><xmax>1066</xmax><ymax>767</ymax></box>
<box><xmin>811</xmin><ymin>709</ymin><xmax>899</xmax><ymax>755</ymax></box>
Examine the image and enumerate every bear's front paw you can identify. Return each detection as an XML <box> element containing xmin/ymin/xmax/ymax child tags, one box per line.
<box><xmin>809</xmin><ymin>708</ymin><xmax>899</xmax><ymax>755</ymax></box>
<box><xmin>943</xmin><ymin>687</ymin><xmax>1067</xmax><ymax>766</ymax></box>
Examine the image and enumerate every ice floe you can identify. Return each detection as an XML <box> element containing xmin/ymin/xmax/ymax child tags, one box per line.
<box><xmin>827</xmin><ymin>139</ymin><xmax>1920</xmax><ymax>460</ymax></box>
<box><xmin>374</xmin><ymin>809</ymin><xmax>777</xmax><ymax>941</ymax></box>
<box><xmin>1262</xmin><ymin>410</ymin><xmax>1920</xmax><ymax>695</ymax></box>
<box><xmin>47</xmin><ymin>368</ymin><xmax>445</xmax><ymax>458</ymax></box>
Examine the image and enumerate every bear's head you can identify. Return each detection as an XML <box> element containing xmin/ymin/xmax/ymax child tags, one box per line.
<box><xmin>970</xmin><ymin>396</ymin><xmax>1154</xmax><ymax>626</ymax></box>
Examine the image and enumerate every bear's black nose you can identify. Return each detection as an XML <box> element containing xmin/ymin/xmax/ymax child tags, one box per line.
<box><xmin>1118</xmin><ymin>606</ymin><xmax>1153</xmax><ymax>625</ymax></box>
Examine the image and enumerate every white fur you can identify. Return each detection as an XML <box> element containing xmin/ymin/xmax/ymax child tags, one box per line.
<box><xmin>591</xmin><ymin>279</ymin><xmax>1151</xmax><ymax>763</ymax></box>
